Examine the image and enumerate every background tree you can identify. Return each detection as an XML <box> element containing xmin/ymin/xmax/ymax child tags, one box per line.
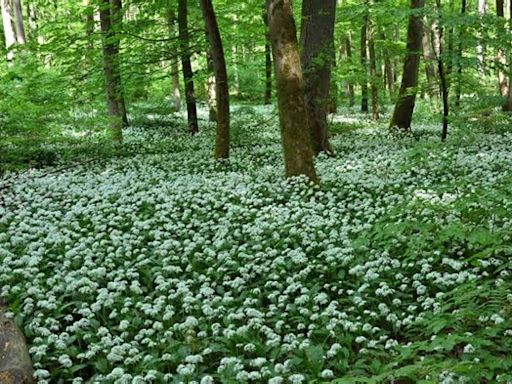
<box><xmin>390</xmin><ymin>0</ymin><xmax>426</xmax><ymax>130</ymax></box>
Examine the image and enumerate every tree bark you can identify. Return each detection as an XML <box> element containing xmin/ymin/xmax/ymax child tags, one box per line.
<box><xmin>13</xmin><ymin>0</ymin><xmax>25</xmax><ymax>44</ymax></box>
<box><xmin>266</xmin><ymin>0</ymin><xmax>318</xmax><ymax>182</ymax></box>
<box><xmin>100</xmin><ymin>0</ymin><xmax>123</xmax><ymax>143</ymax></box>
<box><xmin>300</xmin><ymin>0</ymin><xmax>336</xmax><ymax>155</ymax></box>
<box><xmin>360</xmin><ymin>10</ymin><xmax>369</xmax><ymax>113</ymax></box>
<box><xmin>380</xmin><ymin>29</ymin><xmax>395</xmax><ymax>96</ymax></box>
<box><xmin>263</xmin><ymin>9</ymin><xmax>272</xmax><ymax>105</ymax></box>
<box><xmin>390</xmin><ymin>0</ymin><xmax>426</xmax><ymax>130</ymax></box>
<box><xmin>111</xmin><ymin>0</ymin><xmax>128</xmax><ymax>127</ymax></box>
<box><xmin>1</xmin><ymin>0</ymin><xmax>17</xmax><ymax>61</ymax></box>
<box><xmin>178</xmin><ymin>0</ymin><xmax>199</xmax><ymax>134</ymax></box>
<box><xmin>200</xmin><ymin>0</ymin><xmax>230</xmax><ymax>159</ymax></box>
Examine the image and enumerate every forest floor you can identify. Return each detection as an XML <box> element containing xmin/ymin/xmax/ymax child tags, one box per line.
<box><xmin>1</xmin><ymin>105</ymin><xmax>512</xmax><ymax>383</ymax></box>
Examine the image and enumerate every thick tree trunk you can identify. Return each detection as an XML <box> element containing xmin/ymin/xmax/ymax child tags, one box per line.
<box><xmin>0</xmin><ymin>301</ymin><xmax>35</xmax><ymax>383</ymax></box>
<box><xmin>368</xmin><ymin>18</ymin><xmax>379</xmax><ymax>121</ymax></box>
<box><xmin>360</xmin><ymin>12</ymin><xmax>369</xmax><ymax>113</ymax></box>
<box><xmin>166</xmin><ymin>9</ymin><xmax>182</xmax><ymax>112</ymax></box>
<box><xmin>111</xmin><ymin>0</ymin><xmax>128</xmax><ymax>127</ymax></box>
<box><xmin>300</xmin><ymin>0</ymin><xmax>336</xmax><ymax>155</ymax></box>
<box><xmin>266</xmin><ymin>0</ymin><xmax>318</xmax><ymax>182</ymax></box>
<box><xmin>100</xmin><ymin>0</ymin><xmax>123</xmax><ymax>143</ymax></box>
<box><xmin>263</xmin><ymin>10</ymin><xmax>272</xmax><ymax>105</ymax></box>
<box><xmin>178</xmin><ymin>0</ymin><xmax>199</xmax><ymax>134</ymax></box>
<box><xmin>390</xmin><ymin>0</ymin><xmax>426</xmax><ymax>130</ymax></box>
<box><xmin>1</xmin><ymin>0</ymin><xmax>17</xmax><ymax>61</ymax></box>
<box><xmin>13</xmin><ymin>0</ymin><xmax>25</xmax><ymax>44</ymax></box>
<box><xmin>422</xmin><ymin>19</ymin><xmax>438</xmax><ymax>98</ymax></box>
<box><xmin>200</xmin><ymin>0</ymin><xmax>230</xmax><ymax>159</ymax></box>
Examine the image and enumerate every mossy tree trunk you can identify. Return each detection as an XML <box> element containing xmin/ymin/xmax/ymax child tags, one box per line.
<box><xmin>360</xmin><ymin>9</ymin><xmax>369</xmax><ymax>113</ymax></box>
<box><xmin>178</xmin><ymin>0</ymin><xmax>199</xmax><ymax>134</ymax></box>
<box><xmin>263</xmin><ymin>9</ymin><xmax>272</xmax><ymax>105</ymax></box>
<box><xmin>200</xmin><ymin>0</ymin><xmax>230</xmax><ymax>159</ymax></box>
<box><xmin>300</xmin><ymin>0</ymin><xmax>336</xmax><ymax>156</ymax></box>
<box><xmin>266</xmin><ymin>0</ymin><xmax>318</xmax><ymax>182</ymax></box>
<box><xmin>389</xmin><ymin>0</ymin><xmax>426</xmax><ymax>131</ymax></box>
<box><xmin>111</xmin><ymin>0</ymin><xmax>128</xmax><ymax>127</ymax></box>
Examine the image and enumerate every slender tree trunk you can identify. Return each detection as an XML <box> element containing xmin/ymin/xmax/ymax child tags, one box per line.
<box><xmin>166</xmin><ymin>9</ymin><xmax>182</xmax><ymax>112</ymax></box>
<box><xmin>300</xmin><ymin>0</ymin><xmax>336</xmax><ymax>155</ymax></box>
<box><xmin>328</xmin><ymin>48</ymin><xmax>338</xmax><ymax>114</ymax></box>
<box><xmin>206</xmin><ymin>48</ymin><xmax>217</xmax><ymax>122</ymax></box>
<box><xmin>380</xmin><ymin>29</ymin><xmax>395</xmax><ymax>96</ymax></box>
<box><xmin>266</xmin><ymin>0</ymin><xmax>318</xmax><ymax>182</ymax></box>
<box><xmin>178</xmin><ymin>0</ymin><xmax>199</xmax><ymax>134</ymax></box>
<box><xmin>361</xmin><ymin>11</ymin><xmax>369</xmax><ymax>113</ymax></box>
<box><xmin>1</xmin><ymin>0</ymin><xmax>17</xmax><ymax>61</ymax></box>
<box><xmin>83</xmin><ymin>0</ymin><xmax>94</xmax><ymax>53</ymax></box>
<box><xmin>368</xmin><ymin>18</ymin><xmax>379</xmax><ymax>121</ymax></box>
<box><xmin>476</xmin><ymin>0</ymin><xmax>487</xmax><ymax>74</ymax></box>
<box><xmin>390</xmin><ymin>0</ymin><xmax>426</xmax><ymax>130</ymax></box>
<box><xmin>504</xmin><ymin>1</ymin><xmax>512</xmax><ymax>110</ymax></box>
<box><xmin>454</xmin><ymin>0</ymin><xmax>466</xmax><ymax>108</ymax></box>
<box><xmin>432</xmin><ymin>2</ymin><xmax>449</xmax><ymax>141</ymax></box>
<box><xmin>497</xmin><ymin>0</ymin><xmax>509</xmax><ymax>96</ymax></box>
<box><xmin>345</xmin><ymin>32</ymin><xmax>356</xmax><ymax>107</ymax></box>
<box><xmin>111</xmin><ymin>0</ymin><xmax>128</xmax><ymax>127</ymax></box>
<box><xmin>263</xmin><ymin>9</ymin><xmax>272</xmax><ymax>104</ymax></box>
<box><xmin>99</xmin><ymin>0</ymin><xmax>123</xmax><ymax>143</ymax></box>
<box><xmin>12</xmin><ymin>0</ymin><xmax>25</xmax><ymax>44</ymax></box>
<box><xmin>422</xmin><ymin>18</ymin><xmax>438</xmax><ymax>98</ymax></box>
<box><xmin>232</xmin><ymin>45</ymin><xmax>241</xmax><ymax>97</ymax></box>
<box><xmin>200</xmin><ymin>0</ymin><xmax>230</xmax><ymax>159</ymax></box>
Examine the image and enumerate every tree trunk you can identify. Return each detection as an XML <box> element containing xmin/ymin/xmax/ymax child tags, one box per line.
<box><xmin>178</xmin><ymin>0</ymin><xmax>199</xmax><ymax>134</ymax></box>
<box><xmin>504</xmin><ymin>0</ymin><xmax>512</xmax><ymax>111</ymax></box>
<box><xmin>390</xmin><ymin>0</ymin><xmax>426</xmax><ymax>130</ymax></box>
<box><xmin>0</xmin><ymin>301</ymin><xmax>35</xmax><ymax>383</ymax></box>
<box><xmin>13</xmin><ymin>0</ymin><xmax>25</xmax><ymax>44</ymax></box>
<box><xmin>422</xmin><ymin>18</ymin><xmax>438</xmax><ymax>98</ymax></box>
<box><xmin>200</xmin><ymin>0</ymin><xmax>230</xmax><ymax>159</ymax></box>
<box><xmin>455</xmin><ymin>0</ymin><xmax>466</xmax><ymax>108</ymax></box>
<box><xmin>206</xmin><ymin>48</ymin><xmax>217</xmax><ymax>122</ymax></box>
<box><xmin>497</xmin><ymin>0</ymin><xmax>509</xmax><ymax>97</ymax></box>
<box><xmin>360</xmin><ymin>11</ymin><xmax>369</xmax><ymax>113</ymax></box>
<box><xmin>263</xmin><ymin>9</ymin><xmax>272</xmax><ymax>105</ymax></box>
<box><xmin>368</xmin><ymin>18</ymin><xmax>379</xmax><ymax>121</ymax></box>
<box><xmin>476</xmin><ymin>0</ymin><xmax>487</xmax><ymax>74</ymax></box>
<box><xmin>111</xmin><ymin>0</ymin><xmax>128</xmax><ymax>127</ymax></box>
<box><xmin>345</xmin><ymin>32</ymin><xmax>356</xmax><ymax>107</ymax></box>
<box><xmin>1</xmin><ymin>0</ymin><xmax>17</xmax><ymax>61</ymax></box>
<box><xmin>83</xmin><ymin>0</ymin><xmax>94</xmax><ymax>53</ymax></box>
<box><xmin>166</xmin><ymin>9</ymin><xmax>182</xmax><ymax>112</ymax></box>
<box><xmin>300</xmin><ymin>0</ymin><xmax>336</xmax><ymax>156</ymax></box>
<box><xmin>380</xmin><ymin>29</ymin><xmax>395</xmax><ymax>96</ymax></box>
<box><xmin>432</xmin><ymin>2</ymin><xmax>449</xmax><ymax>141</ymax></box>
<box><xmin>266</xmin><ymin>0</ymin><xmax>318</xmax><ymax>182</ymax></box>
<box><xmin>100</xmin><ymin>0</ymin><xmax>123</xmax><ymax>143</ymax></box>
